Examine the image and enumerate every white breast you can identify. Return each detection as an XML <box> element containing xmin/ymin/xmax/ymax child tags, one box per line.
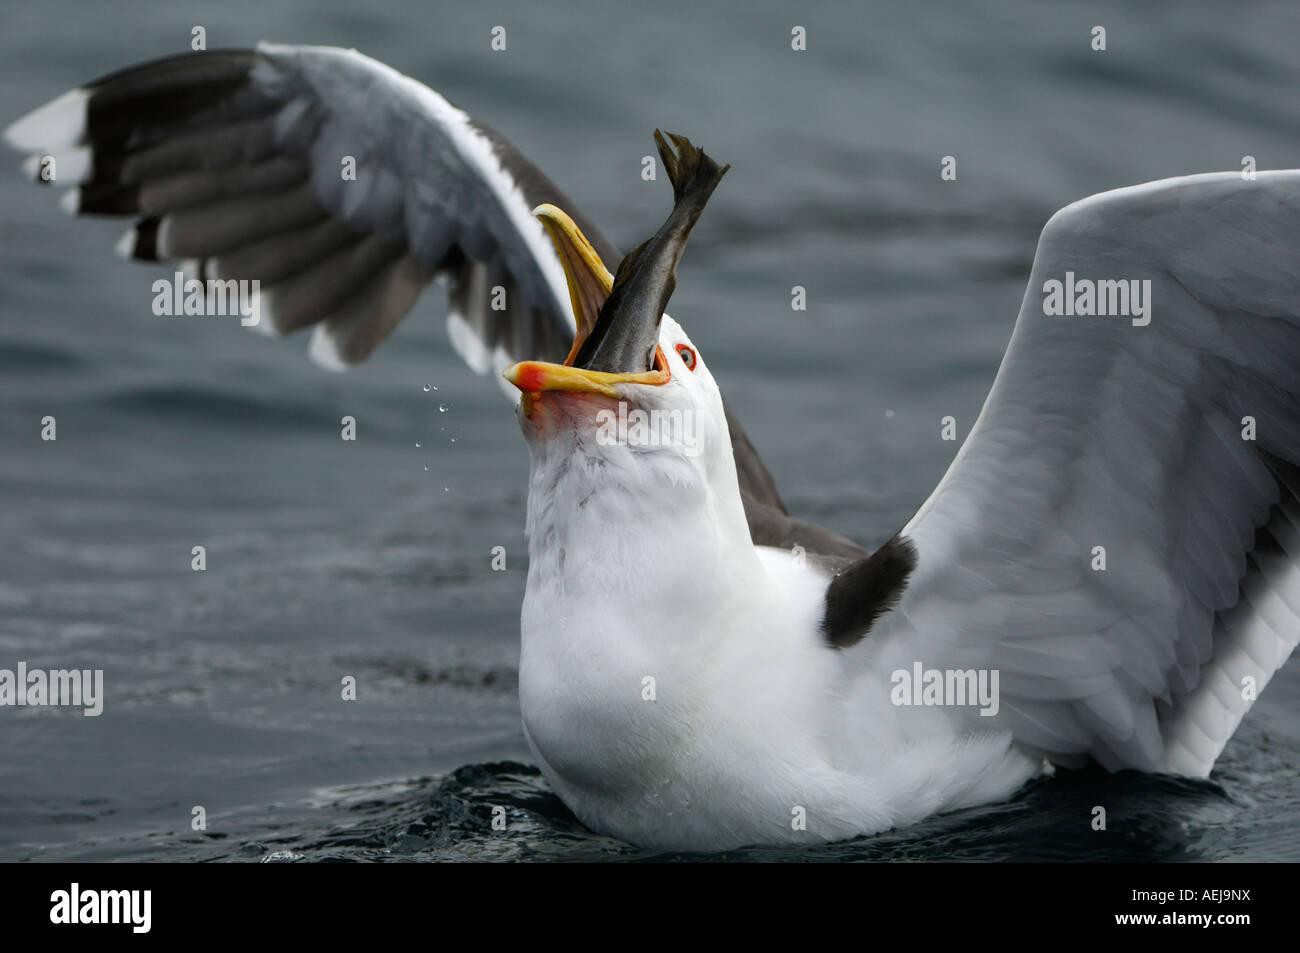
<box><xmin>518</xmin><ymin>475</ymin><xmax>1043</xmax><ymax>850</ymax></box>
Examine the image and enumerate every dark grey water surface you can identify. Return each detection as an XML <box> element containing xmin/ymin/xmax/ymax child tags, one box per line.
<box><xmin>2</xmin><ymin>0</ymin><xmax>1299</xmax><ymax>861</ymax></box>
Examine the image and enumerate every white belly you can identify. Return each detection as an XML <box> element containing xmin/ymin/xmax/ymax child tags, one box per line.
<box><xmin>517</xmin><ymin>545</ymin><xmax>1044</xmax><ymax>851</ymax></box>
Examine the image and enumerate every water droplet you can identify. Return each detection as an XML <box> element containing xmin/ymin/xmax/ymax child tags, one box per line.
<box><xmin>449</xmin><ymin>437</ymin><xmax>457</xmax><ymax>444</ymax></box>
<box><xmin>443</xmin><ymin>485</ymin><xmax>449</xmax><ymax>493</ymax></box>
<box><xmin>422</xmin><ymin>384</ymin><xmax>431</xmax><ymax>392</ymax></box>
<box><xmin>423</xmin><ymin>465</ymin><xmax>429</xmax><ymax>471</ymax></box>
<box><xmin>438</xmin><ymin>403</ymin><xmax>448</xmax><ymax>413</ymax></box>
<box><xmin>415</xmin><ymin>441</ymin><xmax>421</xmax><ymax>448</ymax></box>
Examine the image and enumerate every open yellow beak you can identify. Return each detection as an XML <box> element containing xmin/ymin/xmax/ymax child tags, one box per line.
<box><xmin>503</xmin><ymin>359</ymin><xmax>666</xmax><ymax>398</ymax></box>
<box><xmin>504</xmin><ymin>204</ymin><xmax>669</xmax><ymax>398</ymax></box>
<box><xmin>535</xmin><ymin>202</ymin><xmax>612</xmax><ymax>365</ymax></box>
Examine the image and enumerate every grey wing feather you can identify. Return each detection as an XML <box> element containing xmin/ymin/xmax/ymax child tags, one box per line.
<box><xmin>867</xmin><ymin>171</ymin><xmax>1300</xmax><ymax>778</ymax></box>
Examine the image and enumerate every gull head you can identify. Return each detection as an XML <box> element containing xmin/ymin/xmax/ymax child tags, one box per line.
<box><xmin>504</xmin><ymin>132</ymin><xmax>739</xmax><ymax>512</ymax></box>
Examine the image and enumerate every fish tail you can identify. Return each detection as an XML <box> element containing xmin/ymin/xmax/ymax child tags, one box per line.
<box><xmin>653</xmin><ymin>130</ymin><xmax>730</xmax><ymax>214</ymax></box>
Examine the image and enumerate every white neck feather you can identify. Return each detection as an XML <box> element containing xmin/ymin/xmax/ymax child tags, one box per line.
<box><xmin>522</xmin><ymin>429</ymin><xmax>759</xmax><ymax>622</ymax></box>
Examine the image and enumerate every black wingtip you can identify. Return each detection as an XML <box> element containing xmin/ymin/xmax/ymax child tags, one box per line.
<box><xmin>77</xmin><ymin>181</ymin><xmax>140</xmax><ymax>216</ymax></box>
<box><xmin>131</xmin><ymin>216</ymin><xmax>161</xmax><ymax>261</ymax></box>
<box><xmin>821</xmin><ymin>535</ymin><xmax>918</xmax><ymax>649</ymax></box>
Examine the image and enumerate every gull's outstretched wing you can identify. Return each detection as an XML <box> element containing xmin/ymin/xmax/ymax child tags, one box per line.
<box><xmin>5</xmin><ymin>43</ymin><xmax>825</xmax><ymax>549</ymax></box>
<box><xmin>864</xmin><ymin>171</ymin><xmax>1300</xmax><ymax>777</ymax></box>
<box><xmin>4</xmin><ymin>43</ymin><xmax>609</xmax><ymax>383</ymax></box>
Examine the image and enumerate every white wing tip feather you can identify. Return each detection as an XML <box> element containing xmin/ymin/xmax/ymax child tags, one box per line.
<box><xmin>19</xmin><ymin>145</ymin><xmax>91</xmax><ymax>186</ymax></box>
<box><xmin>492</xmin><ymin>346</ymin><xmax>519</xmax><ymax>401</ymax></box>
<box><xmin>308</xmin><ymin>323</ymin><xmax>350</xmax><ymax>371</ymax></box>
<box><xmin>248</xmin><ymin>286</ymin><xmax>280</xmax><ymax>338</ymax></box>
<box><xmin>113</xmin><ymin>227</ymin><xmax>136</xmax><ymax>260</ymax></box>
<box><xmin>446</xmin><ymin>310</ymin><xmax>492</xmax><ymax>375</ymax></box>
<box><xmin>4</xmin><ymin>87</ymin><xmax>89</xmax><ymax>151</ymax></box>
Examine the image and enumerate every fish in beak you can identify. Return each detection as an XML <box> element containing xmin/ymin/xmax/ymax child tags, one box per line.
<box><xmin>505</xmin><ymin>131</ymin><xmax>729</xmax><ymax>399</ymax></box>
